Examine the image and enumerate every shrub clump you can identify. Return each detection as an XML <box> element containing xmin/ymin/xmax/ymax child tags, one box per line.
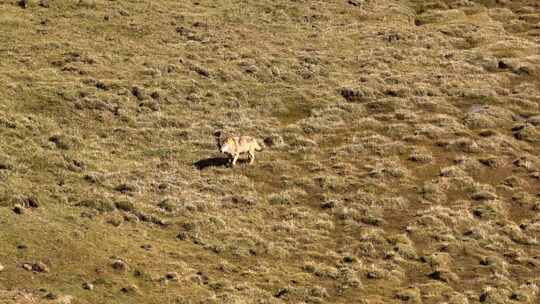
<box><xmin>77</xmin><ymin>199</ymin><xmax>116</xmax><ymax>212</ymax></box>
<box><xmin>115</xmin><ymin>200</ymin><xmax>135</xmax><ymax>212</ymax></box>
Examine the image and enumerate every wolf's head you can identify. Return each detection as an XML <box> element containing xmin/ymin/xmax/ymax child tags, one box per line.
<box><xmin>220</xmin><ymin>137</ymin><xmax>234</xmax><ymax>154</ymax></box>
<box><xmin>214</xmin><ymin>131</ymin><xmax>222</xmax><ymax>150</ymax></box>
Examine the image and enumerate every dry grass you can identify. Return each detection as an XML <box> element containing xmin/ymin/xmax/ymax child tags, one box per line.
<box><xmin>1</xmin><ymin>0</ymin><xmax>540</xmax><ymax>303</ymax></box>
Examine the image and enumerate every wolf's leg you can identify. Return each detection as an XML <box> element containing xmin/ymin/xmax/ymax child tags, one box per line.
<box><xmin>232</xmin><ymin>154</ymin><xmax>239</xmax><ymax>166</ymax></box>
<box><xmin>248</xmin><ymin>150</ymin><xmax>255</xmax><ymax>164</ymax></box>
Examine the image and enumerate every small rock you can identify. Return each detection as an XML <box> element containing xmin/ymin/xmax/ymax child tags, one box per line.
<box><xmin>515</xmin><ymin>66</ymin><xmax>531</xmax><ymax>75</ymax></box>
<box><xmin>510</xmin><ymin>292</ymin><xmax>526</xmax><ymax>301</ymax></box>
<box><xmin>479</xmin><ymin>291</ymin><xmax>489</xmax><ymax>302</ymax></box>
<box><xmin>120</xmin><ymin>284</ymin><xmax>139</xmax><ymax>294</ymax></box>
<box><xmin>49</xmin><ymin>135</ymin><xmax>71</xmax><ymax>150</ymax></box>
<box><xmin>513</xmin><ymin>125</ymin><xmax>540</xmax><ymax>142</ymax></box>
<box><xmin>136</xmin><ymin>212</ymin><xmax>167</xmax><ymax>226</ymax></box>
<box><xmin>131</xmin><ymin>86</ymin><xmax>145</xmax><ymax>100</ymax></box>
<box><xmin>114</xmin><ymin>183</ymin><xmax>137</xmax><ymax>193</ymax></box>
<box><xmin>191</xmin><ymin>65</ymin><xmax>210</xmax><ymax>77</ymax></box>
<box><xmin>32</xmin><ymin>261</ymin><xmax>50</xmax><ymax>273</ymax></box>
<box><xmin>22</xmin><ymin>263</ymin><xmax>33</xmax><ymax>271</ymax></box>
<box><xmin>95</xmin><ymin>81</ymin><xmax>110</xmax><ymax>90</ymax></box>
<box><xmin>348</xmin><ymin>0</ymin><xmax>364</xmax><ymax>6</ymax></box>
<box><xmin>320</xmin><ymin>200</ymin><xmax>337</xmax><ymax>209</ymax></box>
<box><xmin>45</xmin><ymin>292</ymin><xmax>58</xmax><ymax>300</ymax></box>
<box><xmin>0</xmin><ymin>161</ymin><xmax>13</xmax><ymax>170</ymax></box>
<box><xmin>428</xmin><ymin>269</ymin><xmax>458</xmax><ymax>283</ymax></box>
<box><xmin>18</xmin><ymin>0</ymin><xmax>28</xmax><ymax>8</ymax></box>
<box><xmin>118</xmin><ymin>9</ymin><xmax>129</xmax><ymax>16</ymax></box>
<box><xmin>366</xmin><ymin>271</ymin><xmax>382</xmax><ymax>279</ymax></box>
<box><xmin>0</xmin><ymin>264</ymin><xmax>4</xmax><ymax>272</ymax></box>
<box><xmin>165</xmin><ymin>272</ymin><xmax>179</xmax><ymax>281</ymax></box>
<box><xmin>111</xmin><ymin>259</ymin><xmax>128</xmax><ymax>271</ymax></box>
<box><xmin>263</xmin><ymin>134</ymin><xmax>285</xmax><ymax>148</ymax></box>
<box><xmin>140</xmin><ymin>244</ymin><xmax>152</xmax><ymax>250</ymax></box>
<box><xmin>139</xmin><ymin>101</ymin><xmax>160</xmax><ymax>111</ymax></box>
<box><xmin>497</xmin><ymin>58</ymin><xmax>523</xmax><ymax>73</ymax></box>
<box><xmin>82</xmin><ymin>282</ymin><xmax>94</xmax><ymax>290</ymax></box>
<box><xmin>478</xmin><ymin>129</ymin><xmax>496</xmax><ymax>137</ymax></box>
<box><xmin>13</xmin><ymin>204</ymin><xmax>24</xmax><ymax>214</ymax></box>
<box><xmin>133</xmin><ymin>269</ymin><xmax>144</xmax><ymax>277</ymax></box>
<box><xmin>512</xmin><ymin>124</ymin><xmax>526</xmax><ymax>132</ymax></box>
<box><xmin>342</xmin><ymin>256</ymin><xmax>355</xmax><ymax>263</ymax></box>
<box><xmin>39</xmin><ymin>0</ymin><xmax>49</xmax><ymax>8</ymax></box>
<box><xmin>198</xmin><ymin>271</ymin><xmax>209</xmax><ymax>282</ymax></box>
<box><xmin>478</xmin><ymin>158</ymin><xmax>498</xmax><ymax>168</ymax></box>
<box><xmin>339</xmin><ymin>86</ymin><xmax>370</xmax><ymax>103</ymax></box>
<box><xmin>176</xmin><ymin>232</ymin><xmax>189</xmax><ymax>240</ymax></box>
<box><xmin>83</xmin><ymin>173</ymin><xmax>100</xmax><ymax>183</ymax></box>
<box><xmin>395</xmin><ymin>288</ymin><xmax>421</xmax><ymax>302</ymax></box>
<box><xmin>275</xmin><ymin>288</ymin><xmax>289</xmax><ymax>298</ymax></box>
<box><xmin>158</xmin><ymin>276</ymin><xmax>169</xmax><ymax>286</ymax></box>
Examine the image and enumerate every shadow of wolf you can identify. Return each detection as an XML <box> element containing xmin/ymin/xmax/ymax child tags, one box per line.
<box><xmin>193</xmin><ymin>157</ymin><xmax>251</xmax><ymax>170</ymax></box>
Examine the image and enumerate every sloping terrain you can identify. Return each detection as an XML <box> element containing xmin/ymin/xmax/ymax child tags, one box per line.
<box><xmin>1</xmin><ymin>0</ymin><xmax>540</xmax><ymax>303</ymax></box>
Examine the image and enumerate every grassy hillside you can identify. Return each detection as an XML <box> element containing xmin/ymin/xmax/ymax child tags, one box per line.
<box><xmin>1</xmin><ymin>0</ymin><xmax>539</xmax><ymax>303</ymax></box>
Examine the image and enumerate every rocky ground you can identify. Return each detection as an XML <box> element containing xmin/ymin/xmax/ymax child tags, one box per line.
<box><xmin>0</xmin><ymin>0</ymin><xmax>539</xmax><ymax>303</ymax></box>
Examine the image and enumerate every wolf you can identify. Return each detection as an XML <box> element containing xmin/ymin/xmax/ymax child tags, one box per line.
<box><xmin>216</xmin><ymin>133</ymin><xmax>263</xmax><ymax>166</ymax></box>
